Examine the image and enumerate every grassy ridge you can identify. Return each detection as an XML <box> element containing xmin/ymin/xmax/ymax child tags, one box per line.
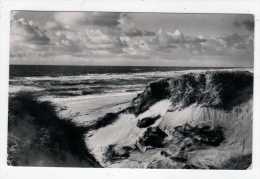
<box><xmin>131</xmin><ymin>71</ymin><xmax>253</xmax><ymax>114</ymax></box>
<box><xmin>8</xmin><ymin>92</ymin><xmax>101</xmax><ymax>167</ymax></box>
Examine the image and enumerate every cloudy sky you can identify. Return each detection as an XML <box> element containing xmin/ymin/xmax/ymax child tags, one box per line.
<box><xmin>10</xmin><ymin>11</ymin><xmax>254</xmax><ymax>67</ymax></box>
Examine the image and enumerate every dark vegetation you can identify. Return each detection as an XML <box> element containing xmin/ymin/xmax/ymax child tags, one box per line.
<box><xmin>208</xmin><ymin>71</ymin><xmax>253</xmax><ymax>110</ymax></box>
<box><xmin>87</xmin><ymin>112</ymin><xmax>119</xmax><ymax>131</ymax></box>
<box><xmin>104</xmin><ymin>145</ymin><xmax>133</xmax><ymax>163</ymax></box>
<box><xmin>131</xmin><ymin>79</ymin><xmax>171</xmax><ymax>114</ymax></box>
<box><xmin>222</xmin><ymin>154</ymin><xmax>252</xmax><ymax>170</ymax></box>
<box><xmin>183</xmin><ymin>154</ymin><xmax>252</xmax><ymax>169</ymax></box>
<box><xmin>138</xmin><ymin>127</ymin><xmax>168</xmax><ymax>148</ymax></box>
<box><xmin>173</xmin><ymin>124</ymin><xmax>225</xmax><ymax>147</ymax></box>
<box><xmin>137</xmin><ymin>115</ymin><xmax>161</xmax><ymax>128</ymax></box>
<box><xmin>131</xmin><ymin>71</ymin><xmax>253</xmax><ymax>114</ymax></box>
<box><xmin>145</xmin><ymin>124</ymin><xmax>226</xmax><ymax>168</ymax></box>
<box><xmin>8</xmin><ymin>91</ymin><xmax>101</xmax><ymax>167</ymax></box>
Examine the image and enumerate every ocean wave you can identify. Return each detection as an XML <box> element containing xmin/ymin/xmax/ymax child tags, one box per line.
<box><xmin>9</xmin><ymin>85</ymin><xmax>45</xmax><ymax>94</ymax></box>
<box><xmin>11</xmin><ymin>68</ymin><xmax>252</xmax><ymax>82</ymax></box>
<box><xmin>9</xmin><ymin>68</ymin><xmax>253</xmax><ymax>98</ymax></box>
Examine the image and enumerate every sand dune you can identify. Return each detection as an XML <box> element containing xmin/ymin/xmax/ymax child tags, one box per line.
<box><xmin>84</xmin><ymin>70</ymin><xmax>253</xmax><ymax>169</ymax></box>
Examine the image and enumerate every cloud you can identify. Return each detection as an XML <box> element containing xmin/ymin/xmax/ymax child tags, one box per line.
<box><xmin>119</xmin><ymin>36</ymin><xmax>151</xmax><ymax>56</ymax></box>
<box><xmin>52</xmin><ymin>26</ymin><xmax>124</xmax><ymax>57</ymax></box>
<box><xmin>11</xmin><ymin>12</ymin><xmax>209</xmax><ymax>59</ymax></box>
<box><xmin>47</xmin><ymin>12</ymin><xmax>157</xmax><ymax>57</ymax></box>
<box><xmin>198</xmin><ymin>33</ymin><xmax>253</xmax><ymax>57</ymax></box>
<box><xmin>11</xmin><ymin>12</ymin><xmax>124</xmax><ymax>58</ymax></box>
<box><xmin>46</xmin><ymin>12</ymin><xmax>125</xmax><ymax>56</ymax></box>
<box><xmin>117</xmin><ymin>28</ymin><xmax>208</xmax><ymax>58</ymax></box>
<box><xmin>150</xmin><ymin>28</ymin><xmax>207</xmax><ymax>55</ymax></box>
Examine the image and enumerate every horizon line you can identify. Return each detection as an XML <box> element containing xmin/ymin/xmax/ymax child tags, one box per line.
<box><xmin>9</xmin><ymin>64</ymin><xmax>253</xmax><ymax>68</ymax></box>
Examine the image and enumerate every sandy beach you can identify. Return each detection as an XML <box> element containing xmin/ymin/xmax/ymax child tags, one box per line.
<box><xmin>51</xmin><ymin>92</ymin><xmax>138</xmax><ymax>126</ymax></box>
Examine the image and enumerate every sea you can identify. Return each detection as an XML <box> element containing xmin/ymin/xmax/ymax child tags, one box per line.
<box><xmin>9</xmin><ymin>65</ymin><xmax>240</xmax><ymax>98</ymax></box>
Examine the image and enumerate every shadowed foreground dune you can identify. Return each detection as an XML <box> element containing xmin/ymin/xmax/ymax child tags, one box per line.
<box><xmin>8</xmin><ymin>92</ymin><xmax>101</xmax><ymax>167</ymax></box>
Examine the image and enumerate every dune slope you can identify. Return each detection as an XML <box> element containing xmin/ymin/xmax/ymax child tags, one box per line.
<box><xmin>8</xmin><ymin>92</ymin><xmax>101</xmax><ymax>167</ymax></box>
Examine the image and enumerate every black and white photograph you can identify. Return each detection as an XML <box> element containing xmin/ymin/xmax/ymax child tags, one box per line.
<box><xmin>7</xmin><ymin>11</ymin><xmax>254</xmax><ymax>169</ymax></box>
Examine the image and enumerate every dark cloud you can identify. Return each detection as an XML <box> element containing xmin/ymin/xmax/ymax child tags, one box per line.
<box><xmin>220</xmin><ymin>33</ymin><xmax>252</xmax><ymax>51</ymax></box>
<box><xmin>16</xmin><ymin>18</ymin><xmax>50</xmax><ymax>45</ymax></box>
<box><xmin>25</xmin><ymin>26</ymin><xmax>50</xmax><ymax>45</ymax></box>
<box><xmin>188</xmin><ymin>37</ymin><xmax>207</xmax><ymax>43</ymax></box>
<box><xmin>234</xmin><ymin>18</ymin><xmax>254</xmax><ymax>31</ymax></box>
<box><xmin>242</xmin><ymin>19</ymin><xmax>254</xmax><ymax>31</ymax></box>
<box><xmin>123</xmin><ymin>29</ymin><xmax>155</xmax><ymax>37</ymax></box>
<box><xmin>90</xmin><ymin>12</ymin><xmax>120</xmax><ymax>27</ymax></box>
<box><xmin>234</xmin><ymin>43</ymin><xmax>247</xmax><ymax>50</ymax></box>
<box><xmin>221</xmin><ymin>33</ymin><xmax>243</xmax><ymax>47</ymax></box>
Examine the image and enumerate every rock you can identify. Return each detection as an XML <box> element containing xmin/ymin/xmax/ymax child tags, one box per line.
<box><xmin>104</xmin><ymin>145</ymin><xmax>131</xmax><ymax>163</ymax></box>
<box><xmin>139</xmin><ymin>127</ymin><xmax>168</xmax><ymax>148</ymax></box>
<box><xmin>160</xmin><ymin>150</ymin><xmax>172</xmax><ymax>157</ymax></box>
<box><xmin>137</xmin><ymin>115</ymin><xmax>161</xmax><ymax>128</ymax></box>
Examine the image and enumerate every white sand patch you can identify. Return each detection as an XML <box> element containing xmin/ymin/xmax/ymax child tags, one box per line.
<box><xmin>137</xmin><ymin>99</ymin><xmax>171</xmax><ymax>127</ymax></box>
<box><xmin>159</xmin><ymin>103</ymin><xmax>203</xmax><ymax>133</ymax></box>
<box><xmin>137</xmin><ymin>99</ymin><xmax>171</xmax><ymax>119</ymax></box>
<box><xmin>160</xmin><ymin>100</ymin><xmax>252</xmax><ymax>136</ymax></box>
<box><xmin>86</xmin><ymin>113</ymin><xmax>145</xmax><ymax>164</ymax></box>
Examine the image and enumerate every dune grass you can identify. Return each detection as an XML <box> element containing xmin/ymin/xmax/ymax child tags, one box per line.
<box><xmin>131</xmin><ymin>71</ymin><xmax>253</xmax><ymax>115</ymax></box>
